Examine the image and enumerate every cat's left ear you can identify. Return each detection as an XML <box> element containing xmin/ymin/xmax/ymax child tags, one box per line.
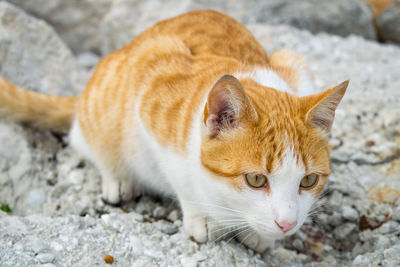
<box><xmin>204</xmin><ymin>75</ymin><xmax>258</xmax><ymax>136</ymax></box>
<box><xmin>302</xmin><ymin>80</ymin><xmax>349</xmax><ymax>133</ymax></box>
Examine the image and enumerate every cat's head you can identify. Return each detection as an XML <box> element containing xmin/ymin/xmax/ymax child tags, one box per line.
<box><xmin>200</xmin><ymin>75</ymin><xmax>347</xmax><ymax>240</ymax></box>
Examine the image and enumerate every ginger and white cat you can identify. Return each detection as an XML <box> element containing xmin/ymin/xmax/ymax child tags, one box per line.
<box><xmin>0</xmin><ymin>10</ymin><xmax>348</xmax><ymax>252</ymax></box>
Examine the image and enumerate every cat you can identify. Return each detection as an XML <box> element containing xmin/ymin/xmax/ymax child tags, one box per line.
<box><xmin>0</xmin><ymin>10</ymin><xmax>348</xmax><ymax>253</ymax></box>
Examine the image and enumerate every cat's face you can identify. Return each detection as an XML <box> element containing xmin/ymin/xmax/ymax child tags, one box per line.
<box><xmin>200</xmin><ymin>75</ymin><xmax>347</xmax><ymax>239</ymax></box>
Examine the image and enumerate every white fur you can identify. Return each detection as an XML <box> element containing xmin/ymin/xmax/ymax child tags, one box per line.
<box><xmin>70</xmin><ymin>120</ymin><xmax>97</xmax><ymax>163</ymax></box>
<box><xmin>235</xmin><ymin>69</ymin><xmax>292</xmax><ymax>93</ymax></box>
<box><xmin>296</xmin><ymin>67</ymin><xmax>317</xmax><ymax>96</ymax></box>
<box><xmin>235</xmin><ymin>68</ymin><xmax>317</xmax><ymax>97</ymax></box>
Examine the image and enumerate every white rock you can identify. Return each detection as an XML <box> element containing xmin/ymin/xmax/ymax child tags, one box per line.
<box><xmin>26</xmin><ymin>190</ymin><xmax>46</xmax><ymax>208</ymax></box>
<box><xmin>8</xmin><ymin>0</ymin><xmax>113</xmax><ymax>54</ymax></box>
<box><xmin>180</xmin><ymin>257</ymin><xmax>197</xmax><ymax>267</ymax></box>
<box><xmin>101</xmin><ymin>214</ymin><xmax>111</xmax><ymax>226</ymax></box>
<box><xmin>0</xmin><ymin>2</ymin><xmax>85</xmax><ymax>96</ymax></box>
<box><xmin>342</xmin><ymin>206</ymin><xmax>359</xmax><ymax>221</ymax></box>
<box><xmin>36</xmin><ymin>253</ymin><xmax>55</xmax><ymax>264</ymax></box>
<box><xmin>68</xmin><ymin>170</ymin><xmax>85</xmax><ymax>185</ymax></box>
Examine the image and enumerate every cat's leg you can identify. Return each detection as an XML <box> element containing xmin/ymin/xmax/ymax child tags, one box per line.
<box><xmin>180</xmin><ymin>199</ymin><xmax>209</xmax><ymax>242</ymax></box>
<box><xmin>269</xmin><ymin>49</ymin><xmax>316</xmax><ymax>96</ymax></box>
<box><xmin>237</xmin><ymin>231</ymin><xmax>275</xmax><ymax>253</ymax></box>
<box><xmin>100</xmin><ymin>169</ymin><xmax>139</xmax><ymax>205</ymax></box>
<box><xmin>70</xmin><ymin>120</ymin><xmax>140</xmax><ymax>205</ymax></box>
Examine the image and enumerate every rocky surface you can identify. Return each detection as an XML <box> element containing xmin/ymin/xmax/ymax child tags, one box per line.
<box><xmin>1</xmin><ymin>1</ymin><xmax>400</xmax><ymax>266</ymax></box>
<box><xmin>244</xmin><ymin>0</ymin><xmax>376</xmax><ymax>40</ymax></box>
<box><xmin>377</xmin><ymin>3</ymin><xmax>400</xmax><ymax>44</ymax></box>
<box><xmin>7</xmin><ymin>0</ymin><xmax>113</xmax><ymax>54</ymax></box>
<box><xmin>0</xmin><ymin>2</ymin><xmax>85</xmax><ymax>96</ymax></box>
<box><xmin>9</xmin><ymin>0</ymin><xmax>392</xmax><ymax>56</ymax></box>
<box><xmin>98</xmin><ymin>0</ymin><xmax>378</xmax><ymax>55</ymax></box>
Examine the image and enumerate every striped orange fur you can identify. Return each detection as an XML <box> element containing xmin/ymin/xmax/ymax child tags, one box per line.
<box><xmin>0</xmin><ymin>10</ymin><xmax>348</xmax><ymax>251</ymax></box>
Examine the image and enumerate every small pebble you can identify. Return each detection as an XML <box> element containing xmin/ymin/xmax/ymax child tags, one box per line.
<box><xmin>104</xmin><ymin>254</ymin><xmax>114</xmax><ymax>264</ymax></box>
<box><xmin>392</xmin><ymin>206</ymin><xmax>400</xmax><ymax>221</ymax></box>
<box><xmin>342</xmin><ymin>206</ymin><xmax>359</xmax><ymax>221</ymax></box>
<box><xmin>161</xmin><ymin>222</ymin><xmax>179</xmax><ymax>235</ymax></box>
<box><xmin>167</xmin><ymin>209</ymin><xmax>180</xmax><ymax>221</ymax></box>
<box><xmin>180</xmin><ymin>257</ymin><xmax>197</xmax><ymax>267</ymax></box>
<box><xmin>153</xmin><ymin>206</ymin><xmax>167</xmax><ymax>219</ymax></box>
<box><xmin>36</xmin><ymin>253</ymin><xmax>55</xmax><ymax>264</ymax></box>
<box><xmin>101</xmin><ymin>214</ymin><xmax>111</xmax><ymax>226</ymax></box>
<box><xmin>67</xmin><ymin>170</ymin><xmax>85</xmax><ymax>185</ymax></box>
<box><xmin>333</xmin><ymin>223</ymin><xmax>356</xmax><ymax>240</ymax></box>
<box><xmin>26</xmin><ymin>190</ymin><xmax>46</xmax><ymax>208</ymax></box>
<box><xmin>292</xmin><ymin>239</ymin><xmax>303</xmax><ymax>250</ymax></box>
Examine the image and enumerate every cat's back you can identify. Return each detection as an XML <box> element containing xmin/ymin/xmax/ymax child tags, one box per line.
<box><xmin>131</xmin><ymin>10</ymin><xmax>268</xmax><ymax>66</ymax></box>
<box><xmin>76</xmin><ymin>10</ymin><xmax>270</xmax><ymax>154</ymax></box>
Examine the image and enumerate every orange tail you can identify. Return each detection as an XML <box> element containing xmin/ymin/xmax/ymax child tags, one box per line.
<box><xmin>0</xmin><ymin>77</ymin><xmax>77</xmax><ymax>132</ymax></box>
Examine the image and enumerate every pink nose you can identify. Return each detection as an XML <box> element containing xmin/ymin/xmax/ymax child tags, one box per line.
<box><xmin>275</xmin><ymin>220</ymin><xmax>297</xmax><ymax>233</ymax></box>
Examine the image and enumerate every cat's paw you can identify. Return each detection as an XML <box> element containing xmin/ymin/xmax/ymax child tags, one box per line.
<box><xmin>237</xmin><ymin>231</ymin><xmax>275</xmax><ymax>253</ymax></box>
<box><xmin>183</xmin><ymin>210</ymin><xmax>208</xmax><ymax>243</ymax></box>
<box><xmin>183</xmin><ymin>214</ymin><xmax>208</xmax><ymax>242</ymax></box>
<box><xmin>101</xmin><ymin>177</ymin><xmax>139</xmax><ymax>205</ymax></box>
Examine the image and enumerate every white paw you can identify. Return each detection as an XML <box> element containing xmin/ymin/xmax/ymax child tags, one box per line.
<box><xmin>183</xmin><ymin>213</ymin><xmax>208</xmax><ymax>243</ymax></box>
<box><xmin>101</xmin><ymin>176</ymin><xmax>139</xmax><ymax>205</ymax></box>
<box><xmin>102</xmin><ymin>177</ymin><xmax>121</xmax><ymax>205</ymax></box>
<box><xmin>237</xmin><ymin>231</ymin><xmax>274</xmax><ymax>253</ymax></box>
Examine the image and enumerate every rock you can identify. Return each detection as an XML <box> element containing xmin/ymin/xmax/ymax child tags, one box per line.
<box><xmin>292</xmin><ymin>239</ymin><xmax>304</xmax><ymax>251</ymax></box>
<box><xmin>377</xmin><ymin>5</ymin><xmax>400</xmax><ymax>44</ymax></box>
<box><xmin>0</xmin><ymin>2</ymin><xmax>85</xmax><ymax>96</ymax></box>
<box><xmin>243</xmin><ymin>0</ymin><xmax>376</xmax><ymax>40</ymax></box>
<box><xmin>29</xmin><ymin>242</ymin><xmax>49</xmax><ymax>254</ymax></box>
<box><xmin>7</xmin><ymin>0</ymin><xmax>113</xmax><ymax>54</ymax></box>
<box><xmin>67</xmin><ymin>170</ymin><xmax>85</xmax><ymax>185</ymax></box>
<box><xmin>167</xmin><ymin>209</ymin><xmax>181</xmax><ymax>221</ymax></box>
<box><xmin>153</xmin><ymin>206</ymin><xmax>167</xmax><ymax>219</ymax></box>
<box><xmin>333</xmin><ymin>223</ymin><xmax>356</xmax><ymax>240</ymax></box>
<box><xmin>36</xmin><ymin>253</ymin><xmax>55</xmax><ymax>264</ymax></box>
<box><xmin>368</xmin><ymin>187</ymin><xmax>400</xmax><ymax>205</ymax></box>
<box><xmin>342</xmin><ymin>206</ymin><xmax>359</xmax><ymax>221</ymax></box>
<box><xmin>269</xmin><ymin>247</ymin><xmax>298</xmax><ymax>265</ymax></box>
<box><xmin>26</xmin><ymin>190</ymin><xmax>46</xmax><ymax>209</ymax></box>
<box><xmin>99</xmin><ymin>0</ymin><xmax>186</xmax><ymax>55</ymax></box>
<box><xmin>352</xmin><ymin>254</ymin><xmax>372</xmax><ymax>266</ymax></box>
<box><xmin>383</xmin><ymin>244</ymin><xmax>400</xmax><ymax>260</ymax></box>
<box><xmin>392</xmin><ymin>206</ymin><xmax>400</xmax><ymax>221</ymax></box>
<box><xmin>76</xmin><ymin>52</ymin><xmax>101</xmax><ymax>69</ymax></box>
<box><xmin>159</xmin><ymin>221</ymin><xmax>179</xmax><ymax>235</ymax></box>
<box><xmin>374</xmin><ymin>235</ymin><xmax>391</xmax><ymax>250</ymax></box>
<box><xmin>180</xmin><ymin>257</ymin><xmax>197</xmax><ymax>267</ymax></box>
<box><xmin>101</xmin><ymin>214</ymin><xmax>111</xmax><ymax>226</ymax></box>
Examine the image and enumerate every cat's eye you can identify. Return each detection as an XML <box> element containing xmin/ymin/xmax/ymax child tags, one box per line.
<box><xmin>245</xmin><ymin>173</ymin><xmax>267</xmax><ymax>188</ymax></box>
<box><xmin>300</xmin><ymin>174</ymin><xmax>319</xmax><ymax>189</ymax></box>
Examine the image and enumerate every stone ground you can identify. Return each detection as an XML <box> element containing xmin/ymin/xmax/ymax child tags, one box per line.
<box><xmin>0</xmin><ymin>1</ymin><xmax>400</xmax><ymax>267</ymax></box>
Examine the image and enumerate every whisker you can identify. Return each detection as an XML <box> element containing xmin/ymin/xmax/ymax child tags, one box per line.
<box><xmin>210</xmin><ymin>222</ymin><xmax>248</xmax><ymax>234</ymax></box>
<box><xmin>214</xmin><ymin>224</ymin><xmax>250</xmax><ymax>242</ymax></box>
<box><xmin>238</xmin><ymin>230</ymin><xmax>256</xmax><ymax>248</ymax></box>
<box><xmin>222</xmin><ymin>227</ymin><xmax>252</xmax><ymax>250</ymax></box>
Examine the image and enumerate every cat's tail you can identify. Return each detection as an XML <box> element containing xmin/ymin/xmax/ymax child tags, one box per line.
<box><xmin>0</xmin><ymin>77</ymin><xmax>77</xmax><ymax>132</ymax></box>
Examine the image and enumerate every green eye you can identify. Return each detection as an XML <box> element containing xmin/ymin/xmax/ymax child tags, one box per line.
<box><xmin>245</xmin><ymin>173</ymin><xmax>267</xmax><ymax>188</ymax></box>
<box><xmin>300</xmin><ymin>174</ymin><xmax>318</xmax><ymax>189</ymax></box>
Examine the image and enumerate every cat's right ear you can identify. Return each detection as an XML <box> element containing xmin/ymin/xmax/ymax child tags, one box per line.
<box><xmin>302</xmin><ymin>80</ymin><xmax>348</xmax><ymax>133</ymax></box>
<box><xmin>204</xmin><ymin>75</ymin><xmax>258</xmax><ymax>137</ymax></box>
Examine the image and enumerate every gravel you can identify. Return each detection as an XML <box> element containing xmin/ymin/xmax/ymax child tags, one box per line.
<box><xmin>1</xmin><ymin>2</ymin><xmax>400</xmax><ymax>266</ymax></box>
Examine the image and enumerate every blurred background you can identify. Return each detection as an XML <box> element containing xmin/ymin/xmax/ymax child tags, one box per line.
<box><xmin>6</xmin><ymin>0</ymin><xmax>400</xmax><ymax>56</ymax></box>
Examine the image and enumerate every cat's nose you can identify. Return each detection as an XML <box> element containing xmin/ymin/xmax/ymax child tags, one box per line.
<box><xmin>275</xmin><ymin>220</ymin><xmax>297</xmax><ymax>233</ymax></box>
